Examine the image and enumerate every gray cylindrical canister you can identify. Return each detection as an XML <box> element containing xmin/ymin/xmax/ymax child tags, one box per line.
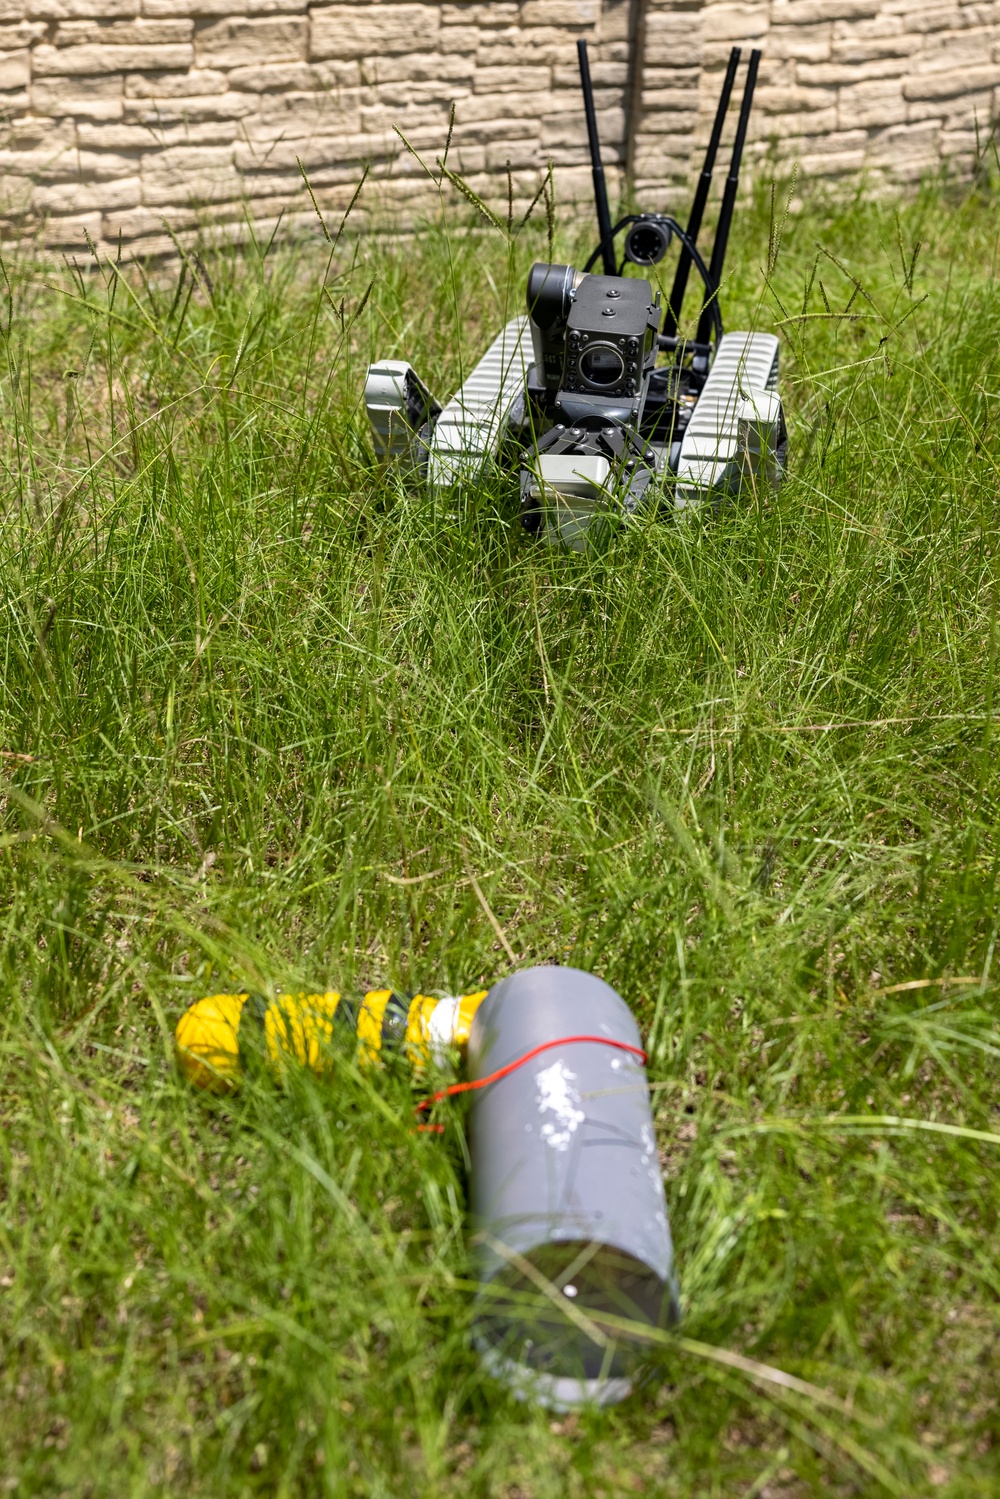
<box><xmin>467</xmin><ymin>966</ymin><xmax>678</xmax><ymax>1409</ymax></box>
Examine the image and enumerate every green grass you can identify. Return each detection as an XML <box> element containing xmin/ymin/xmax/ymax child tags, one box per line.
<box><xmin>1</xmin><ymin>163</ymin><xmax>1000</xmax><ymax>1497</ymax></box>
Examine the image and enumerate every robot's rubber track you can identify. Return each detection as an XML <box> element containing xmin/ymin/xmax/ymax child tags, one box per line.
<box><xmin>675</xmin><ymin>331</ymin><xmax>779</xmax><ymax>507</ymax></box>
<box><xmin>428</xmin><ymin>317</ymin><xmax>534</xmax><ymax>488</ymax></box>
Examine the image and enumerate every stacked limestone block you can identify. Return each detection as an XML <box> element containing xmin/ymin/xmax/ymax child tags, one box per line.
<box><xmin>0</xmin><ymin>0</ymin><xmax>633</xmax><ymax>256</ymax></box>
<box><xmin>679</xmin><ymin>0</ymin><xmax>1000</xmax><ymax>189</ymax></box>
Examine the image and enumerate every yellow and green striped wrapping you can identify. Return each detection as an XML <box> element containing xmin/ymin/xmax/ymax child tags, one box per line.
<box><xmin>174</xmin><ymin>987</ymin><xmax>488</xmax><ymax>1091</ymax></box>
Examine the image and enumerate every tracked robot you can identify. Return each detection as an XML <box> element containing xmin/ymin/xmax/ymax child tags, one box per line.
<box><xmin>364</xmin><ymin>42</ymin><xmax>785</xmax><ymax>550</ymax></box>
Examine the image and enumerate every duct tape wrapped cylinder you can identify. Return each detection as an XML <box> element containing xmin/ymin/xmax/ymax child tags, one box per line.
<box><xmin>468</xmin><ymin>967</ymin><xmax>679</xmax><ymax>1410</ymax></box>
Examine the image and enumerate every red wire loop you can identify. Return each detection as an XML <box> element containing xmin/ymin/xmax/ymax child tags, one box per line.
<box><xmin>414</xmin><ymin>1034</ymin><xmax>647</xmax><ymax>1121</ymax></box>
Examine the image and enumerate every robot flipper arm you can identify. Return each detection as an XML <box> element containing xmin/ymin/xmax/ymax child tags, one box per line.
<box><xmin>364</xmin><ymin>360</ymin><xmax>441</xmax><ymax>463</ymax></box>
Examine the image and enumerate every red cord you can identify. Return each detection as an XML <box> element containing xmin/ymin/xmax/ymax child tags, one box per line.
<box><xmin>414</xmin><ymin>1034</ymin><xmax>647</xmax><ymax>1120</ymax></box>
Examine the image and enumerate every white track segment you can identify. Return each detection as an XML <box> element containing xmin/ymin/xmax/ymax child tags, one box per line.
<box><xmin>428</xmin><ymin>316</ymin><xmax>533</xmax><ymax>488</ymax></box>
<box><xmin>675</xmin><ymin>332</ymin><xmax>780</xmax><ymax>509</ymax></box>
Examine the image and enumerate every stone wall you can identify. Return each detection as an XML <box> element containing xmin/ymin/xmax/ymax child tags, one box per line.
<box><xmin>679</xmin><ymin>0</ymin><xmax>998</xmax><ymax>189</ymax></box>
<box><xmin>634</xmin><ymin>0</ymin><xmax>1000</xmax><ymax>198</ymax></box>
<box><xmin>0</xmin><ymin>0</ymin><xmax>996</xmax><ymax>257</ymax></box>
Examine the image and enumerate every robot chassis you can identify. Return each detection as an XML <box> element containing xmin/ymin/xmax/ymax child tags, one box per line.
<box><xmin>364</xmin><ymin>42</ymin><xmax>786</xmax><ymax>551</ymax></box>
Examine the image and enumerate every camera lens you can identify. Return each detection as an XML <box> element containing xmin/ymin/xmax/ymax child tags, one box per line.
<box><xmin>624</xmin><ymin>220</ymin><xmax>671</xmax><ymax>266</ymax></box>
<box><xmin>579</xmin><ymin>343</ymin><xmax>625</xmax><ymax>389</ymax></box>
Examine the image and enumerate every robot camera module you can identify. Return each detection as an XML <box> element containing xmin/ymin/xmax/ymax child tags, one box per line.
<box><xmin>364</xmin><ymin>40</ymin><xmax>786</xmax><ymax>551</ymax></box>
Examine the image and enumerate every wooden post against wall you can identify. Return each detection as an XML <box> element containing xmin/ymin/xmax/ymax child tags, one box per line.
<box><xmin>624</xmin><ymin>0</ymin><xmax>649</xmax><ymax>193</ymax></box>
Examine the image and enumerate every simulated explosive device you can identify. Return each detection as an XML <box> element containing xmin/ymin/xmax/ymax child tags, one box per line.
<box><xmin>364</xmin><ymin>41</ymin><xmax>785</xmax><ymax>550</ymax></box>
<box><xmin>174</xmin><ymin>966</ymin><xmax>677</xmax><ymax>1409</ymax></box>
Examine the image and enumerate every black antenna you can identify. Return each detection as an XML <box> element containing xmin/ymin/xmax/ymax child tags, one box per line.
<box><xmin>662</xmin><ymin>46</ymin><xmax>741</xmax><ymax>339</ymax></box>
<box><xmin>696</xmin><ymin>48</ymin><xmax>761</xmax><ymax>347</ymax></box>
<box><xmin>577</xmin><ymin>38</ymin><xmax>616</xmax><ymax>276</ymax></box>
